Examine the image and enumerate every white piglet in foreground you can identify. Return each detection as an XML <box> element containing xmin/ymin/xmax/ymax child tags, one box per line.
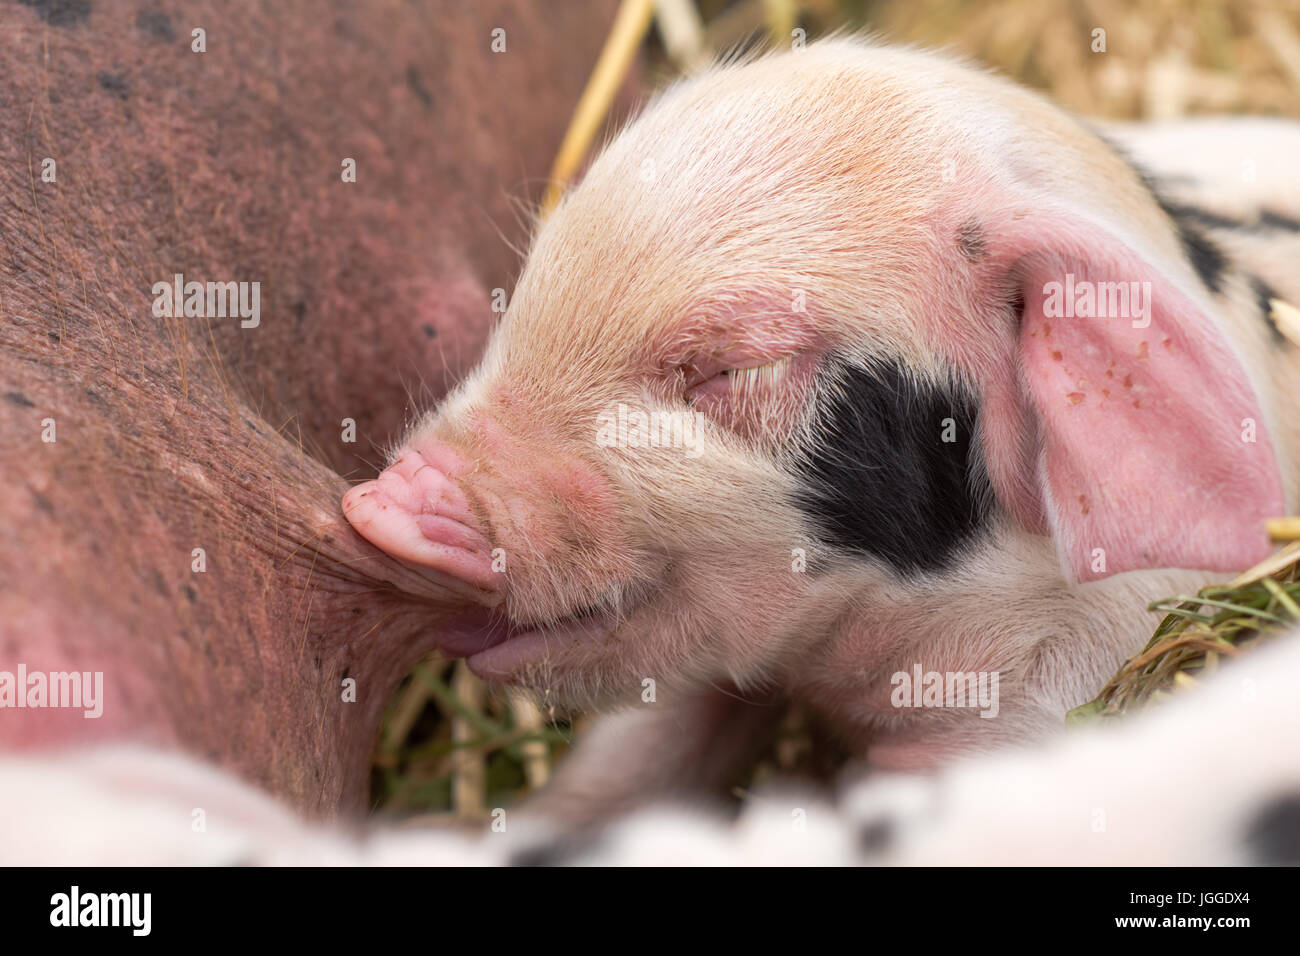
<box><xmin>344</xmin><ymin>40</ymin><xmax>1300</xmax><ymax>821</ymax></box>
<box><xmin>6</xmin><ymin>632</ymin><xmax>1299</xmax><ymax>864</ymax></box>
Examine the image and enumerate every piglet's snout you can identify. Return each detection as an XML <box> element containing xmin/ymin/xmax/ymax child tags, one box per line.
<box><xmin>342</xmin><ymin>444</ymin><xmax>499</xmax><ymax>594</ymax></box>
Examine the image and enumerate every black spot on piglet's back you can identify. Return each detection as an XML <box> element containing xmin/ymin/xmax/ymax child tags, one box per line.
<box><xmin>1093</xmin><ymin>139</ymin><xmax>1230</xmax><ymax>295</ymax></box>
<box><xmin>1150</xmin><ymin>197</ymin><xmax>1228</xmax><ymax>294</ymax></box>
<box><xmin>1259</xmin><ymin>208</ymin><xmax>1300</xmax><ymax>232</ymax></box>
<box><xmin>1250</xmin><ymin>276</ymin><xmax>1288</xmax><ymax>345</ymax></box>
<box><xmin>1245</xmin><ymin>793</ymin><xmax>1300</xmax><ymax>865</ymax></box>
<box><xmin>793</xmin><ymin>360</ymin><xmax>990</xmax><ymax>575</ymax></box>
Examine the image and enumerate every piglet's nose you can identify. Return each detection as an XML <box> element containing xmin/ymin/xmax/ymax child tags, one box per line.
<box><xmin>342</xmin><ymin>446</ymin><xmax>499</xmax><ymax>594</ymax></box>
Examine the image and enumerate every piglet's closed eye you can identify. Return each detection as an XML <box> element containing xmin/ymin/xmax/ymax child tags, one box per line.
<box><xmin>973</xmin><ymin>203</ymin><xmax>1284</xmax><ymax>582</ymax></box>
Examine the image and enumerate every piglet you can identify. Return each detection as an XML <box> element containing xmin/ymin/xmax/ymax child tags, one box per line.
<box><xmin>344</xmin><ymin>39</ymin><xmax>1300</xmax><ymax>821</ymax></box>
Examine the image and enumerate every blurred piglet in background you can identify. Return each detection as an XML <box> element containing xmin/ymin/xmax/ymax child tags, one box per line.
<box><xmin>345</xmin><ymin>39</ymin><xmax>1300</xmax><ymax>825</ymax></box>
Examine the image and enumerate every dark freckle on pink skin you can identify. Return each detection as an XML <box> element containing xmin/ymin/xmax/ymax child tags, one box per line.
<box><xmin>1122</xmin><ymin>374</ymin><xmax>1133</xmax><ymax>389</ymax></box>
<box><xmin>1051</xmin><ymin>350</ymin><xmax>1063</xmax><ymax>361</ymax></box>
<box><xmin>1136</xmin><ymin>341</ymin><xmax>1149</xmax><ymax>360</ymax></box>
<box><xmin>1067</xmin><ymin>391</ymin><xmax>1085</xmax><ymax>405</ymax></box>
<box><xmin>1042</xmin><ymin>323</ymin><xmax>1052</xmax><ymax>339</ymax></box>
<box><xmin>1078</xmin><ymin>494</ymin><xmax>1090</xmax><ymax>515</ymax></box>
<box><xmin>1133</xmin><ymin>399</ymin><xmax>1142</xmax><ymax>409</ymax></box>
<box><xmin>1162</xmin><ymin>337</ymin><xmax>1173</xmax><ymax>350</ymax></box>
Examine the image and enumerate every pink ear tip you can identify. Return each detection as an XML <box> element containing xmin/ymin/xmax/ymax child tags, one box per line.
<box><xmin>1067</xmin><ymin>497</ymin><xmax>1282</xmax><ymax>583</ymax></box>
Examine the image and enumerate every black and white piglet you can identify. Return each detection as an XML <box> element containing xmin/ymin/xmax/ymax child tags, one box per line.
<box><xmin>344</xmin><ymin>39</ymin><xmax>1300</xmax><ymax>819</ymax></box>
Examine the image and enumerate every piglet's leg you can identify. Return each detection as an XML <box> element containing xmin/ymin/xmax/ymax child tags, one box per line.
<box><xmin>512</xmin><ymin>687</ymin><xmax>786</xmax><ymax>836</ymax></box>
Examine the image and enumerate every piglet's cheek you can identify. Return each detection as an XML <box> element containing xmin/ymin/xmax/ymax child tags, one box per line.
<box><xmin>461</xmin><ymin>410</ymin><xmax>624</xmax><ymax>540</ymax></box>
<box><xmin>515</xmin><ymin>458</ymin><xmax>628</xmax><ymax>564</ymax></box>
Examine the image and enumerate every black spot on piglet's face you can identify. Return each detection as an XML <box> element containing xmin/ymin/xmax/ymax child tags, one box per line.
<box><xmin>792</xmin><ymin>359</ymin><xmax>990</xmax><ymax>575</ymax></box>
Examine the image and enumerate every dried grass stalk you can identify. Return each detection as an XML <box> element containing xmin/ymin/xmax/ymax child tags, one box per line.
<box><xmin>1067</xmin><ymin>536</ymin><xmax>1300</xmax><ymax>724</ymax></box>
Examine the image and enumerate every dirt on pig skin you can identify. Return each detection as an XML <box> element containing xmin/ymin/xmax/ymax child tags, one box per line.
<box><xmin>0</xmin><ymin>0</ymin><xmax>621</xmax><ymax>814</ymax></box>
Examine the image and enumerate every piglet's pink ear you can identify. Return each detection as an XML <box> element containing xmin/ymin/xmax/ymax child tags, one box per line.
<box><xmin>981</xmin><ymin>210</ymin><xmax>1283</xmax><ymax>582</ymax></box>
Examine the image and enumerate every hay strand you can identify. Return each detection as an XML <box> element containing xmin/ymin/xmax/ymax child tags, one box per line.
<box><xmin>1067</xmin><ymin>538</ymin><xmax>1300</xmax><ymax>724</ymax></box>
<box><xmin>540</xmin><ymin>0</ymin><xmax>656</xmax><ymax>215</ymax></box>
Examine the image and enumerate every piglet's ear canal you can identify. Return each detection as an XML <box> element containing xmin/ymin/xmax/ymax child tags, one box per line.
<box><xmin>977</xmin><ymin>207</ymin><xmax>1284</xmax><ymax>583</ymax></box>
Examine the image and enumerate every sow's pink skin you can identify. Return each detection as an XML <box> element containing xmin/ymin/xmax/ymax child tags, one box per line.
<box><xmin>0</xmin><ymin>0</ymin><xmax>622</xmax><ymax>815</ymax></box>
<box><xmin>346</xmin><ymin>39</ymin><xmax>1300</xmax><ymax>821</ymax></box>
